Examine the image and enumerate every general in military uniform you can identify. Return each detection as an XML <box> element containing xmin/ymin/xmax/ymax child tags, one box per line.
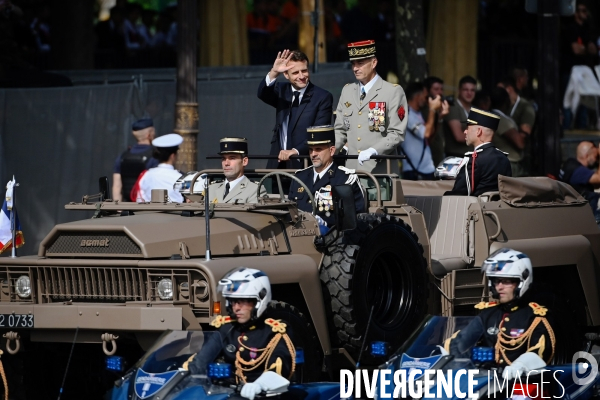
<box><xmin>445</xmin><ymin>107</ymin><xmax>512</xmax><ymax>196</ymax></box>
<box><xmin>334</xmin><ymin>40</ymin><xmax>408</xmax><ymax>173</ymax></box>
<box><xmin>446</xmin><ymin>249</ymin><xmax>555</xmax><ymax>380</ymax></box>
<box><xmin>186</xmin><ymin>268</ymin><xmax>296</xmax><ymax>386</ymax></box>
<box><xmin>288</xmin><ymin>126</ymin><xmax>365</xmax><ymax>229</ymax></box>
<box><xmin>210</xmin><ymin>138</ymin><xmax>267</xmax><ymax>204</ymax></box>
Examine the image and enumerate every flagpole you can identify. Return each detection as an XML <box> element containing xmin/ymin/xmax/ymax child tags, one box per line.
<box><xmin>10</xmin><ymin>178</ymin><xmax>17</xmax><ymax>258</ymax></box>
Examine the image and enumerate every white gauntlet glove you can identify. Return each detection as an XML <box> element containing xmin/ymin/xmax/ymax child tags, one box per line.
<box><xmin>358</xmin><ymin>148</ymin><xmax>377</xmax><ymax>165</ymax></box>
<box><xmin>502</xmin><ymin>352</ymin><xmax>546</xmax><ymax>380</ymax></box>
<box><xmin>241</xmin><ymin>382</ymin><xmax>262</xmax><ymax>400</ymax></box>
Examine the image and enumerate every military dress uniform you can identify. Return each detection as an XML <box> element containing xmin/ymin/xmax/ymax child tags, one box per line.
<box><xmin>210</xmin><ymin>176</ymin><xmax>266</xmax><ymax>204</ymax></box>
<box><xmin>186</xmin><ymin>315</ymin><xmax>296</xmax><ymax>384</ymax></box>
<box><xmin>209</xmin><ymin>137</ymin><xmax>267</xmax><ymax>204</ymax></box>
<box><xmin>445</xmin><ymin>108</ymin><xmax>512</xmax><ymax>197</ymax></box>
<box><xmin>447</xmin><ymin>300</ymin><xmax>556</xmax><ymax>365</ymax></box>
<box><xmin>288</xmin><ymin>126</ymin><xmax>366</xmax><ymax>227</ymax></box>
<box><xmin>334</xmin><ymin>40</ymin><xmax>408</xmax><ymax>173</ymax></box>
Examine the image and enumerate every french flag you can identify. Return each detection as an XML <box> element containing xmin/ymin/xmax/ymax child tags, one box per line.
<box><xmin>0</xmin><ymin>178</ymin><xmax>24</xmax><ymax>254</ymax></box>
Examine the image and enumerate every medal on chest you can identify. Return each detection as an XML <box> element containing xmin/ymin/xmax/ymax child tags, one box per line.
<box><xmin>369</xmin><ymin>102</ymin><xmax>386</xmax><ymax>132</ymax></box>
<box><xmin>315</xmin><ymin>185</ymin><xmax>334</xmax><ymax>217</ymax></box>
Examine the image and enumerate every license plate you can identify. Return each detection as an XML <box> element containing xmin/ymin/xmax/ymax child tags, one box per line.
<box><xmin>0</xmin><ymin>314</ymin><xmax>33</xmax><ymax>328</ymax></box>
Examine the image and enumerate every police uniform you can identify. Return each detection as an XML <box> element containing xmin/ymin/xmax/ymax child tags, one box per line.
<box><xmin>114</xmin><ymin>118</ymin><xmax>158</xmax><ymax>200</ymax></box>
<box><xmin>334</xmin><ymin>40</ymin><xmax>408</xmax><ymax>173</ymax></box>
<box><xmin>447</xmin><ymin>299</ymin><xmax>556</xmax><ymax>365</ymax></box>
<box><xmin>445</xmin><ymin>108</ymin><xmax>512</xmax><ymax>196</ymax></box>
<box><xmin>288</xmin><ymin>126</ymin><xmax>365</xmax><ymax>227</ymax></box>
<box><xmin>187</xmin><ymin>315</ymin><xmax>296</xmax><ymax>384</ymax></box>
<box><xmin>209</xmin><ymin>138</ymin><xmax>267</xmax><ymax>204</ymax></box>
<box><xmin>137</xmin><ymin>133</ymin><xmax>184</xmax><ymax>203</ymax></box>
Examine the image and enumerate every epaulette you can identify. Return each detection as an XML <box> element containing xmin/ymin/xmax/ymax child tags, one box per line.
<box><xmin>529</xmin><ymin>302</ymin><xmax>548</xmax><ymax>316</ymax></box>
<box><xmin>294</xmin><ymin>165</ymin><xmax>313</xmax><ymax>173</ymax></box>
<box><xmin>210</xmin><ymin>315</ymin><xmax>233</xmax><ymax>328</ymax></box>
<box><xmin>474</xmin><ymin>301</ymin><xmax>498</xmax><ymax>310</ymax></box>
<box><xmin>393</xmin><ymin>84</ymin><xmax>399</xmax><ymax>87</ymax></box>
<box><xmin>264</xmin><ymin>318</ymin><xmax>287</xmax><ymax>333</ymax></box>
<box><xmin>338</xmin><ymin>166</ymin><xmax>356</xmax><ymax>174</ymax></box>
<box><xmin>344</xmin><ymin>83</ymin><xmax>349</xmax><ymax>87</ymax></box>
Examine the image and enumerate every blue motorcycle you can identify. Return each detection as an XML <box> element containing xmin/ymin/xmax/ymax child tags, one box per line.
<box><xmin>369</xmin><ymin>316</ymin><xmax>599</xmax><ymax>400</ymax></box>
<box><xmin>106</xmin><ymin>330</ymin><xmax>341</xmax><ymax>400</ymax></box>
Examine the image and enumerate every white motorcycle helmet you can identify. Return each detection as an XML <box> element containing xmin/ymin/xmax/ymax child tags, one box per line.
<box><xmin>219</xmin><ymin>267</ymin><xmax>272</xmax><ymax>320</ymax></box>
<box><xmin>173</xmin><ymin>171</ymin><xmax>207</xmax><ymax>195</ymax></box>
<box><xmin>435</xmin><ymin>157</ymin><xmax>464</xmax><ymax>180</ymax></box>
<box><xmin>483</xmin><ymin>248</ymin><xmax>533</xmax><ymax>300</ymax></box>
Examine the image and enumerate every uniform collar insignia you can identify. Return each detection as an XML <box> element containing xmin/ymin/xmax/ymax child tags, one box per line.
<box><xmin>329</xmin><ymin>169</ymin><xmax>334</xmax><ymax>175</ymax></box>
<box><xmin>344</xmin><ymin>102</ymin><xmax>352</xmax><ymax>108</ymax></box>
<box><xmin>298</xmin><ymin>187</ymin><xmax>304</xmax><ymax>192</ymax></box>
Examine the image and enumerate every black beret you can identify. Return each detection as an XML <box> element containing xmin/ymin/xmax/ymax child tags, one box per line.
<box><xmin>132</xmin><ymin>118</ymin><xmax>154</xmax><ymax>131</ymax></box>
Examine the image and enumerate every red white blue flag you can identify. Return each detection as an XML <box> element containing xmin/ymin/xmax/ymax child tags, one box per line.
<box><xmin>0</xmin><ymin>178</ymin><xmax>24</xmax><ymax>254</ymax></box>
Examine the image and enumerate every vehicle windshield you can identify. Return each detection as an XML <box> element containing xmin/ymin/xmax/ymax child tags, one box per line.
<box><xmin>134</xmin><ymin>330</ymin><xmax>223</xmax><ymax>374</ymax></box>
<box><xmin>392</xmin><ymin>315</ymin><xmax>477</xmax><ymax>359</ymax></box>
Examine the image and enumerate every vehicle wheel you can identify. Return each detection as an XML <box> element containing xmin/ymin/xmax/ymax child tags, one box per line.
<box><xmin>263</xmin><ymin>300</ymin><xmax>322</xmax><ymax>383</ymax></box>
<box><xmin>320</xmin><ymin>214</ymin><xmax>429</xmax><ymax>360</ymax></box>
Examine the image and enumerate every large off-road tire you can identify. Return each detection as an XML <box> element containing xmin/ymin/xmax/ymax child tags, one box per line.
<box><xmin>263</xmin><ymin>300</ymin><xmax>322</xmax><ymax>383</ymax></box>
<box><xmin>320</xmin><ymin>214</ymin><xmax>429</xmax><ymax>358</ymax></box>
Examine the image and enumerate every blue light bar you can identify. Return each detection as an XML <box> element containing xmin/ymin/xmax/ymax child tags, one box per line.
<box><xmin>370</xmin><ymin>341</ymin><xmax>389</xmax><ymax>357</ymax></box>
<box><xmin>471</xmin><ymin>347</ymin><xmax>494</xmax><ymax>363</ymax></box>
<box><xmin>295</xmin><ymin>349</ymin><xmax>305</xmax><ymax>364</ymax></box>
<box><xmin>105</xmin><ymin>355</ymin><xmax>124</xmax><ymax>372</ymax></box>
<box><xmin>208</xmin><ymin>363</ymin><xmax>232</xmax><ymax>379</ymax></box>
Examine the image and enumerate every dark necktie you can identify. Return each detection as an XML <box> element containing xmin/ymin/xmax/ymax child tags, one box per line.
<box><xmin>223</xmin><ymin>182</ymin><xmax>230</xmax><ymax>200</ymax></box>
<box><xmin>360</xmin><ymin>87</ymin><xmax>366</xmax><ymax>102</ymax></box>
<box><xmin>284</xmin><ymin>92</ymin><xmax>300</xmax><ymax>150</ymax></box>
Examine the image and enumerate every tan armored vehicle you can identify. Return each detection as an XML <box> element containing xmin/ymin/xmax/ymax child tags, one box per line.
<box><xmin>0</xmin><ymin>169</ymin><xmax>598</xmax><ymax>394</ymax></box>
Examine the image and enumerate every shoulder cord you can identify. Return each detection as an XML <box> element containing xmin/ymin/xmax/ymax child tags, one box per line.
<box><xmin>495</xmin><ymin>317</ymin><xmax>556</xmax><ymax>365</ymax></box>
<box><xmin>235</xmin><ymin>333</ymin><xmax>296</xmax><ymax>383</ymax></box>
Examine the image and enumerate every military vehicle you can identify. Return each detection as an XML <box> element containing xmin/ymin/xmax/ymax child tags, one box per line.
<box><xmin>0</xmin><ymin>167</ymin><xmax>598</xmax><ymax>398</ymax></box>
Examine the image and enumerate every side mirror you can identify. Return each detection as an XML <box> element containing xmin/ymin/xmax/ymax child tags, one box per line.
<box><xmin>99</xmin><ymin>176</ymin><xmax>110</xmax><ymax>201</ymax></box>
<box><xmin>332</xmin><ymin>184</ymin><xmax>357</xmax><ymax>231</ymax></box>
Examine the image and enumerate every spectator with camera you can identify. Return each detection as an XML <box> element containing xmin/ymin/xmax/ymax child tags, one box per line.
<box><xmin>423</xmin><ymin>76</ymin><xmax>450</xmax><ymax>166</ymax></box>
<box><xmin>402</xmin><ymin>82</ymin><xmax>448</xmax><ymax>180</ymax></box>
<box><xmin>444</xmin><ymin>75</ymin><xmax>477</xmax><ymax>158</ymax></box>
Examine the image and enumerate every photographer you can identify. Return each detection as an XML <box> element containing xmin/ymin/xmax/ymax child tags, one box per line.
<box><xmin>402</xmin><ymin>82</ymin><xmax>448</xmax><ymax>180</ymax></box>
<box><xmin>423</xmin><ymin>76</ymin><xmax>450</xmax><ymax>166</ymax></box>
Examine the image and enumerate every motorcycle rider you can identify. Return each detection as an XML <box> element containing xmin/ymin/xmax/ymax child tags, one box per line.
<box><xmin>184</xmin><ymin>267</ymin><xmax>296</xmax><ymax>399</ymax></box>
<box><xmin>445</xmin><ymin>248</ymin><xmax>556</xmax><ymax>380</ymax></box>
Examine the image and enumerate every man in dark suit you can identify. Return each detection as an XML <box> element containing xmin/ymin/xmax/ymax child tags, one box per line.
<box><xmin>445</xmin><ymin>107</ymin><xmax>512</xmax><ymax>196</ymax></box>
<box><xmin>288</xmin><ymin>125</ymin><xmax>365</xmax><ymax>233</ymax></box>
<box><xmin>258</xmin><ymin>50</ymin><xmax>334</xmax><ymax>169</ymax></box>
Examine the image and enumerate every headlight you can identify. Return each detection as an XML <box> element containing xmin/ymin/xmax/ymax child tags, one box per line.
<box><xmin>157</xmin><ymin>278</ymin><xmax>173</xmax><ymax>300</ymax></box>
<box><xmin>15</xmin><ymin>275</ymin><xmax>31</xmax><ymax>298</ymax></box>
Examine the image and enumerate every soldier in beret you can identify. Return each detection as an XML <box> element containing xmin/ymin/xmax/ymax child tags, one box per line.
<box><xmin>444</xmin><ymin>107</ymin><xmax>512</xmax><ymax>196</ymax></box>
<box><xmin>210</xmin><ymin>138</ymin><xmax>267</xmax><ymax>204</ymax></box>
<box><xmin>288</xmin><ymin>125</ymin><xmax>365</xmax><ymax>232</ymax></box>
<box><xmin>112</xmin><ymin>118</ymin><xmax>158</xmax><ymax>201</ymax></box>
<box><xmin>334</xmin><ymin>40</ymin><xmax>408</xmax><ymax>173</ymax></box>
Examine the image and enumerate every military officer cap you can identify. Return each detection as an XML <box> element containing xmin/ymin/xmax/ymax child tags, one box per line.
<box><xmin>132</xmin><ymin>118</ymin><xmax>154</xmax><ymax>131</ymax></box>
<box><xmin>467</xmin><ymin>107</ymin><xmax>501</xmax><ymax>131</ymax></box>
<box><xmin>152</xmin><ymin>133</ymin><xmax>183</xmax><ymax>154</ymax></box>
<box><xmin>348</xmin><ymin>40</ymin><xmax>376</xmax><ymax>60</ymax></box>
<box><xmin>307</xmin><ymin>125</ymin><xmax>335</xmax><ymax>145</ymax></box>
<box><xmin>219</xmin><ymin>137</ymin><xmax>248</xmax><ymax>155</ymax></box>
